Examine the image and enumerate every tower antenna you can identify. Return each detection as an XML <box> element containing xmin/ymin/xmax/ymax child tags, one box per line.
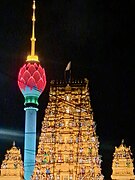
<box><xmin>27</xmin><ymin>0</ymin><xmax>39</xmax><ymax>62</ymax></box>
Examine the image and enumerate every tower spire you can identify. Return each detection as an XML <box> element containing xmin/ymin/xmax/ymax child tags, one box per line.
<box><xmin>18</xmin><ymin>1</ymin><xmax>46</xmax><ymax>179</ymax></box>
<box><xmin>27</xmin><ymin>0</ymin><xmax>39</xmax><ymax>62</ymax></box>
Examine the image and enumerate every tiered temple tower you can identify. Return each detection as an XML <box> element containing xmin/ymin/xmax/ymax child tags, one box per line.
<box><xmin>32</xmin><ymin>79</ymin><xmax>104</xmax><ymax>180</ymax></box>
<box><xmin>0</xmin><ymin>142</ymin><xmax>24</xmax><ymax>180</ymax></box>
<box><xmin>111</xmin><ymin>140</ymin><xmax>135</xmax><ymax>180</ymax></box>
<box><xmin>18</xmin><ymin>1</ymin><xmax>46</xmax><ymax>179</ymax></box>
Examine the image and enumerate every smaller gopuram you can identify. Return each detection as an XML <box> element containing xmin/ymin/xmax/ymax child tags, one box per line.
<box><xmin>111</xmin><ymin>139</ymin><xmax>135</xmax><ymax>180</ymax></box>
<box><xmin>0</xmin><ymin>142</ymin><xmax>24</xmax><ymax>180</ymax></box>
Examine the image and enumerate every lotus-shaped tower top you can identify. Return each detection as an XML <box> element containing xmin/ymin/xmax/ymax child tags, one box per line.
<box><xmin>18</xmin><ymin>0</ymin><xmax>46</xmax><ymax>105</ymax></box>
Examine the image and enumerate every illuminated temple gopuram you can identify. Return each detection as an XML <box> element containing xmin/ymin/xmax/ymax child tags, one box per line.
<box><xmin>32</xmin><ymin>79</ymin><xmax>104</xmax><ymax>180</ymax></box>
<box><xmin>0</xmin><ymin>142</ymin><xmax>23</xmax><ymax>180</ymax></box>
<box><xmin>111</xmin><ymin>140</ymin><xmax>135</xmax><ymax>180</ymax></box>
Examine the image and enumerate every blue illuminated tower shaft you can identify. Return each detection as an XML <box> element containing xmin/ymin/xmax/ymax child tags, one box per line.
<box><xmin>24</xmin><ymin>106</ymin><xmax>38</xmax><ymax>180</ymax></box>
<box><xmin>17</xmin><ymin>1</ymin><xmax>46</xmax><ymax>179</ymax></box>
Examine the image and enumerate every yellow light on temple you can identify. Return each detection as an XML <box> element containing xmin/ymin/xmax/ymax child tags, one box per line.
<box><xmin>32</xmin><ymin>79</ymin><xmax>104</xmax><ymax>179</ymax></box>
<box><xmin>111</xmin><ymin>140</ymin><xmax>135</xmax><ymax>180</ymax></box>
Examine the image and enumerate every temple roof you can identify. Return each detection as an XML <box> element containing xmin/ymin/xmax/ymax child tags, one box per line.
<box><xmin>113</xmin><ymin>139</ymin><xmax>132</xmax><ymax>159</ymax></box>
<box><xmin>0</xmin><ymin>142</ymin><xmax>24</xmax><ymax>177</ymax></box>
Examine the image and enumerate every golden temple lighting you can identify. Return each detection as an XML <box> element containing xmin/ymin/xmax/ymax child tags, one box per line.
<box><xmin>111</xmin><ymin>139</ymin><xmax>135</xmax><ymax>180</ymax></box>
<box><xmin>32</xmin><ymin>79</ymin><xmax>104</xmax><ymax>180</ymax></box>
<box><xmin>0</xmin><ymin>142</ymin><xmax>24</xmax><ymax>180</ymax></box>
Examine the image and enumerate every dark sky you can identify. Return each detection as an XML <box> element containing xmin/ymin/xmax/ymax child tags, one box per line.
<box><xmin>0</xmin><ymin>0</ymin><xmax>135</xmax><ymax>179</ymax></box>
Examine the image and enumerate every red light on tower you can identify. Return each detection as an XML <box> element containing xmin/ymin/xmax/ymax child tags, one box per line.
<box><xmin>18</xmin><ymin>63</ymin><xmax>46</xmax><ymax>104</ymax></box>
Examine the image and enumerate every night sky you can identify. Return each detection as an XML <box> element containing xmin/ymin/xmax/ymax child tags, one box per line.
<box><xmin>0</xmin><ymin>0</ymin><xmax>135</xmax><ymax>179</ymax></box>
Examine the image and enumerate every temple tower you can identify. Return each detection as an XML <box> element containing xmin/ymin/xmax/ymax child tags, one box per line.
<box><xmin>111</xmin><ymin>140</ymin><xmax>135</xmax><ymax>180</ymax></box>
<box><xmin>0</xmin><ymin>142</ymin><xmax>24</xmax><ymax>180</ymax></box>
<box><xmin>32</xmin><ymin>79</ymin><xmax>104</xmax><ymax>180</ymax></box>
<box><xmin>18</xmin><ymin>1</ymin><xmax>46</xmax><ymax>179</ymax></box>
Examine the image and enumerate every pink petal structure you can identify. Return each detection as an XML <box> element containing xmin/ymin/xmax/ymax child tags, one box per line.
<box><xmin>34</xmin><ymin>63</ymin><xmax>38</xmax><ymax>68</ymax></box>
<box><xmin>27</xmin><ymin>77</ymin><xmax>36</xmax><ymax>90</ymax></box>
<box><xmin>20</xmin><ymin>64</ymin><xmax>26</xmax><ymax>76</ymax></box>
<box><xmin>18</xmin><ymin>78</ymin><xmax>26</xmax><ymax>90</ymax></box>
<box><xmin>38</xmin><ymin>65</ymin><xmax>44</xmax><ymax>76</ymax></box>
<box><xmin>37</xmin><ymin>78</ymin><xmax>45</xmax><ymax>91</ymax></box>
<box><xmin>28</xmin><ymin>64</ymin><xmax>36</xmax><ymax>75</ymax></box>
<box><xmin>18</xmin><ymin>62</ymin><xmax>46</xmax><ymax>92</ymax></box>
<box><xmin>23</xmin><ymin>70</ymin><xmax>31</xmax><ymax>82</ymax></box>
<box><xmin>33</xmin><ymin>71</ymin><xmax>41</xmax><ymax>82</ymax></box>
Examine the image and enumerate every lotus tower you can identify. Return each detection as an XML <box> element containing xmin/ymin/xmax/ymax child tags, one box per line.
<box><xmin>18</xmin><ymin>1</ymin><xmax>46</xmax><ymax>179</ymax></box>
